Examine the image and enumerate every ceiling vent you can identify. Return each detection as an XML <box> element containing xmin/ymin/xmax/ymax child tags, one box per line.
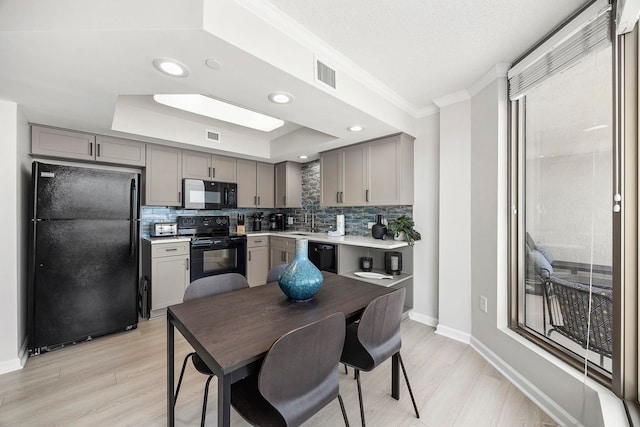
<box><xmin>315</xmin><ymin>58</ymin><xmax>336</xmax><ymax>89</ymax></box>
<box><xmin>205</xmin><ymin>129</ymin><xmax>221</xmax><ymax>143</ymax></box>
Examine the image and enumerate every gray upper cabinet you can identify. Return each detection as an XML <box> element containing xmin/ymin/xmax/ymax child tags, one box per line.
<box><xmin>274</xmin><ymin>161</ymin><xmax>302</xmax><ymax>208</ymax></box>
<box><xmin>319</xmin><ymin>143</ymin><xmax>366</xmax><ymax>206</ymax></box>
<box><xmin>237</xmin><ymin>159</ymin><xmax>274</xmax><ymax>208</ymax></box>
<box><xmin>256</xmin><ymin>162</ymin><xmax>275</xmax><ymax>208</ymax></box>
<box><xmin>182</xmin><ymin>150</ymin><xmax>211</xmax><ymax>180</ymax></box>
<box><xmin>182</xmin><ymin>150</ymin><xmax>237</xmax><ymax>182</ymax></box>
<box><xmin>342</xmin><ymin>144</ymin><xmax>367</xmax><ymax>205</ymax></box>
<box><xmin>144</xmin><ymin>145</ymin><xmax>182</xmax><ymax>206</ymax></box>
<box><xmin>31</xmin><ymin>126</ymin><xmax>96</xmax><ymax>161</ymax></box>
<box><xmin>367</xmin><ymin>133</ymin><xmax>414</xmax><ymax>205</ymax></box>
<box><xmin>95</xmin><ymin>135</ymin><xmax>145</xmax><ymax>167</ymax></box>
<box><xmin>32</xmin><ymin>125</ymin><xmax>145</xmax><ymax>167</ymax></box>
<box><xmin>320</xmin><ymin>149</ymin><xmax>341</xmax><ymax>207</ymax></box>
<box><xmin>212</xmin><ymin>155</ymin><xmax>237</xmax><ymax>182</ymax></box>
<box><xmin>320</xmin><ymin>133</ymin><xmax>414</xmax><ymax>207</ymax></box>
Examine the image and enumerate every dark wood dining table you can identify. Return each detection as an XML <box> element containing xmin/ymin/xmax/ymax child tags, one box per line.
<box><xmin>166</xmin><ymin>272</ymin><xmax>399</xmax><ymax>427</ymax></box>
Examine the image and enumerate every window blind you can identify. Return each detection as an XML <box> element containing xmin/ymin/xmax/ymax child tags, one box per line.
<box><xmin>508</xmin><ymin>7</ymin><xmax>611</xmax><ymax>100</ymax></box>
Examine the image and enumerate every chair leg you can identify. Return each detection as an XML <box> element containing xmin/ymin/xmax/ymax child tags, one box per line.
<box><xmin>174</xmin><ymin>352</ymin><xmax>195</xmax><ymax>407</ymax></box>
<box><xmin>338</xmin><ymin>393</ymin><xmax>350</xmax><ymax>427</ymax></box>
<box><xmin>344</xmin><ymin>363</ymin><xmax>348</xmax><ymax>375</ymax></box>
<box><xmin>397</xmin><ymin>353</ymin><xmax>420</xmax><ymax>419</ymax></box>
<box><xmin>201</xmin><ymin>375</ymin><xmax>214</xmax><ymax>427</ymax></box>
<box><xmin>355</xmin><ymin>369</ymin><xmax>366</xmax><ymax>427</ymax></box>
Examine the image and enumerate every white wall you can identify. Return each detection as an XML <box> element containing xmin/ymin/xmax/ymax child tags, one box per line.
<box><xmin>436</xmin><ymin>99</ymin><xmax>472</xmax><ymax>341</ymax></box>
<box><xmin>0</xmin><ymin>100</ymin><xmax>29</xmax><ymax>373</ymax></box>
<box><xmin>410</xmin><ymin>113</ymin><xmax>440</xmax><ymax>325</ymax></box>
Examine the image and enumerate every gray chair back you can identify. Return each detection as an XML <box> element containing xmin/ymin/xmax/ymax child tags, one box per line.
<box><xmin>258</xmin><ymin>312</ymin><xmax>346</xmax><ymax>427</ymax></box>
<box><xmin>184</xmin><ymin>273</ymin><xmax>249</xmax><ymax>302</ymax></box>
<box><xmin>357</xmin><ymin>287</ymin><xmax>406</xmax><ymax>368</ymax></box>
<box><xmin>266</xmin><ymin>263</ymin><xmax>289</xmax><ymax>283</ymax></box>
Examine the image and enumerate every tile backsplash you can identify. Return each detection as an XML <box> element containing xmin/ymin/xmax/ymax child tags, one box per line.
<box><xmin>141</xmin><ymin>160</ymin><xmax>412</xmax><ymax>237</ymax></box>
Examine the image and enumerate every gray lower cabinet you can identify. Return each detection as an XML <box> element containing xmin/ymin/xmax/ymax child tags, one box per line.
<box><xmin>141</xmin><ymin>239</ymin><xmax>190</xmax><ymax>316</ymax></box>
<box><xmin>247</xmin><ymin>236</ymin><xmax>269</xmax><ymax>286</ymax></box>
<box><xmin>31</xmin><ymin>125</ymin><xmax>146</xmax><ymax>166</ymax></box>
<box><xmin>269</xmin><ymin>236</ymin><xmax>295</xmax><ymax>269</ymax></box>
<box><xmin>237</xmin><ymin>159</ymin><xmax>274</xmax><ymax>208</ymax></box>
<box><xmin>143</xmin><ymin>145</ymin><xmax>182</xmax><ymax>206</ymax></box>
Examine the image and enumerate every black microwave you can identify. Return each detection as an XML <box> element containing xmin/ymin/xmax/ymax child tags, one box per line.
<box><xmin>182</xmin><ymin>179</ymin><xmax>237</xmax><ymax>210</ymax></box>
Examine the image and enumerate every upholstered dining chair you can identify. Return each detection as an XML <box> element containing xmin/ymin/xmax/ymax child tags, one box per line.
<box><xmin>231</xmin><ymin>312</ymin><xmax>350</xmax><ymax>427</ymax></box>
<box><xmin>266</xmin><ymin>263</ymin><xmax>289</xmax><ymax>283</ymax></box>
<box><xmin>340</xmin><ymin>287</ymin><xmax>419</xmax><ymax>427</ymax></box>
<box><xmin>174</xmin><ymin>273</ymin><xmax>249</xmax><ymax>427</ymax></box>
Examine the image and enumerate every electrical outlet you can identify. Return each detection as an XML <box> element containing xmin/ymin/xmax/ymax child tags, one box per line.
<box><xmin>368</xmin><ymin>222</ymin><xmax>376</xmax><ymax>229</ymax></box>
<box><xmin>479</xmin><ymin>296</ymin><xmax>488</xmax><ymax>313</ymax></box>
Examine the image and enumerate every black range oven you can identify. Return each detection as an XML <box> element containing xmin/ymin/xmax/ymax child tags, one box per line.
<box><xmin>177</xmin><ymin>216</ymin><xmax>247</xmax><ymax>282</ymax></box>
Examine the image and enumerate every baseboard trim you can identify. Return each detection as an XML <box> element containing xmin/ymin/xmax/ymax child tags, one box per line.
<box><xmin>408</xmin><ymin>310</ymin><xmax>438</xmax><ymax>327</ymax></box>
<box><xmin>470</xmin><ymin>336</ymin><xmax>576</xmax><ymax>426</ymax></box>
<box><xmin>0</xmin><ymin>336</ymin><xmax>29</xmax><ymax>374</ymax></box>
<box><xmin>435</xmin><ymin>324</ymin><xmax>471</xmax><ymax>344</ymax></box>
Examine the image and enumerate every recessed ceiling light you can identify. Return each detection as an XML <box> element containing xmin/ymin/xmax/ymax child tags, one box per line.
<box><xmin>153</xmin><ymin>58</ymin><xmax>189</xmax><ymax>77</ymax></box>
<box><xmin>153</xmin><ymin>94</ymin><xmax>284</xmax><ymax>132</ymax></box>
<box><xmin>268</xmin><ymin>92</ymin><xmax>294</xmax><ymax>104</ymax></box>
<box><xmin>298</xmin><ymin>155</ymin><xmax>308</xmax><ymax>159</ymax></box>
<box><xmin>347</xmin><ymin>125</ymin><xmax>364</xmax><ymax>132</ymax></box>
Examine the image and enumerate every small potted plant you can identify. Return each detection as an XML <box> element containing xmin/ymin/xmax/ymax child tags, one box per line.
<box><xmin>387</xmin><ymin>216</ymin><xmax>422</xmax><ymax>246</ymax></box>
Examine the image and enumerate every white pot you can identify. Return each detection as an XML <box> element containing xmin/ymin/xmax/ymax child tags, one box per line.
<box><xmin>394</xmin><ymin>231</ymin><xmax>406</xmax><ymax>241</ymax></box>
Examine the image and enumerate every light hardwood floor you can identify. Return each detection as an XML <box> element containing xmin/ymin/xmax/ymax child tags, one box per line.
<box><xmin>0</xmin><ymin>318</ymin><xmax>557</xmax><ymax>426</ymax></box>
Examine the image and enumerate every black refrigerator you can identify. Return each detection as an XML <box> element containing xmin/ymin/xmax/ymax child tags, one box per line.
<box><xmin>28</xmin><ymin>162</ymin><xmax>139</xmax><ymax>355</ymax></box>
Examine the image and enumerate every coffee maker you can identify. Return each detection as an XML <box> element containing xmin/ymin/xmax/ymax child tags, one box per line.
<box><xmin>269</xmin><ymin>213</ymin><xmax>286</xmax><ymax>231</ymax></box>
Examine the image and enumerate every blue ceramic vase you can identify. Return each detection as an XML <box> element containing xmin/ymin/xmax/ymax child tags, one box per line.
<box><xmin>278</xmin><ymin>239</ymin><xmax>324</xmax><ymax>302</ymax></box>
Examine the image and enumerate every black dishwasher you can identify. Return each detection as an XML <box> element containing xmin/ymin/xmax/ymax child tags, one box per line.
<box><xmin>308</xmin><ymin>242</ymin><xmax>337</xmax><ymax>273</ymax></box>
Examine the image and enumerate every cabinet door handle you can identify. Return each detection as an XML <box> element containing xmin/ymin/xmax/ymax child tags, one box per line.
<box><xmin>283</xmin><ymin>196</ymin><xmax>286</xmax><ymax>206</ymax></box>
<box><xmin>165</xmin><ymin>248</ymin><xmax>178</xmax><ymax>252</ymax></box>
<box><xmin>258</xmin><ymin>196</ymin><xmax>261</xmax><ymax>206</ymax></box>
<box><xmin>89</xmin><ymin>142</ymin><xmax>93</xmax><ymax>156</ymax></box>
<box><xmin>97</xmin><ymin>143</ymin><xmax>101</xmax><ymax>157</ymax></box>
<box><xmin>209</xmin><ymin>166</ymin><xmax>212</xmax><ymax>178</ymax></box>
<box><xmin>254</xmin><ymin>240</ymin><xmax>263</xmax><ymax>244</ymax></box>
<box><xmin>366</xmin><ymin>189</ymin><xmax>369</xmax><ymax>202</ymax></box>
<box><xmin>185</xmin><ymin>259</ymin><xmax>189</xmax><ymax>270</ymax></box>
<box><xmin>248</xmin><ymin>250</ymin><xmax>252</xmax><ymax>261</ymax></box>
<box><xmin>212</xmin><ymin>167</ymin><xmax>216</xmax><ymax>178</ymax></box>
<box><xmin>337</xmin><ymin>192</ymin><xmax>340</xmax><ymax>203</ymax></box>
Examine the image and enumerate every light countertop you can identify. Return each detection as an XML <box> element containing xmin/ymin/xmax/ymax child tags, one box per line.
<box><xmin>143</xmin><ymin>236</ymin><xmax>191</xmax><ymax>244</ymax></box>
<box><xmin>143</xmin><ymin>232</ymin><xmax>410</xmax><ymax>250</ymax></box>
<box><xmin>245</xmin><ymin>231</ymin><xmax>409</xmax><ymax>249</ymax></box>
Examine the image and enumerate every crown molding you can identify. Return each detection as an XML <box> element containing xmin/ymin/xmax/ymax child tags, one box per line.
<box><xmin>433</xmin><ymin>90</ymin><xmax>470</xmax><ymax>108</ymax></box>
<box><xmin>415</xmin><ymin>103</ymin><xmax>440</xmax><ymax>118</ymax></box>
<box><xmin>468</xmin><ymin>62</ymin><xmax>511</xmax><ymax>97</ymax></box>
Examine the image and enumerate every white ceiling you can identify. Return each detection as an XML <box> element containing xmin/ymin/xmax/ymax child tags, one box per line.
<box><xmin>0</xmin><ymin>0</ymin><xmax>588</xmax><ymax>162</ymax></box>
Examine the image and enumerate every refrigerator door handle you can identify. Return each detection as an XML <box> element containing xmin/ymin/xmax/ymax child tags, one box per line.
<box><xmin>129</xmin><ymin>179</ymin><xmax>137</xmax><ymax>260</ymax></box>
